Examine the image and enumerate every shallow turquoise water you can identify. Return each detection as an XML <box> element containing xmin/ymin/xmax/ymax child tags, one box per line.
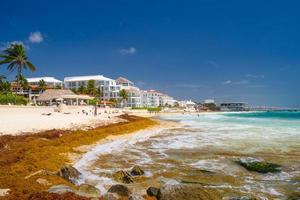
<box><xmin>75</xmin><ymin>111</ymin><xmax>300</xmax><ymax>198</ymax></box>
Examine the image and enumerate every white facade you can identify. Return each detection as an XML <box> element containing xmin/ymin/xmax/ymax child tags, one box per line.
<box><xmin>64</xmin><ymin>75</ymin><xmax>120</xmax><ymax>100</ymax></box>
<box><xmin>116</xmin><ymin>77</ymin><xmax>142</xmax><ymax>107</ymax></box>
<box><xmin>27</xmin><ymin>77</ymin><xmax>63</xmax><ymax>87</ymax></box>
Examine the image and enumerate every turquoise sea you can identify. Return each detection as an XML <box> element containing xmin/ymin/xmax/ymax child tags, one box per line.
<box><xmin>74</xmin><ymin>111</ymin><xmax>300</xmax><ymax>199</ymax></box>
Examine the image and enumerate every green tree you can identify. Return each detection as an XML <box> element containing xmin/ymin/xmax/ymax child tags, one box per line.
<box><xmin>95</xmin><ymin>87</ymin><xmax>102</xmax><ymax>98</ymax></box>
<box><xmin>78</xmin><ymin>85</ymin><xmax>87</xmax><ymax>94</ymax></box>
<box><xmin>0</xmin><ymin>77</ymin><xmax>11</xmax><ymax>94</ymax></box>
<box><xmin>18</xmin><ymin>74</ymin><xmax>29</xmax><ymax>90</ymax></box>
<box><xmin>54</xmin><ymin>85</ymin><xmax>62</xmax><ymax>89</ymax></box>
<box><xmin>38</xmin><ymin>79</ymin><xmax>47</xmax><ymax>91</ymax></box>
<box><xmin>86</xmin><ymin>79</ymin><xmax>97</xmax><ymax>96</ymax></box>
<box><xmin>71</xmin><ymin>88</ymin><xmax>78</xmax><ymax>94</ymax></box>
<box><xmin>0</xmin><ymin>43</ymin><xmax>36</xmax><ymax>87</ymax></box>
<box><xmin>119</xmin><ymin>89</ymin><xmax>128</xmax><ymax>107</ymax></box>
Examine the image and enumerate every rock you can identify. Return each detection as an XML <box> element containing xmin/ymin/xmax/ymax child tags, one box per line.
<box><xmin>236</xmin><ymin>157</ymin><xmax>281</xmax><ymax>173</ymax></box>
<box><xmin>76</xmin><ymin>184</ymin><xmax>101</xmax><ymax>198</ymax></box>
<box><xmin>157</xmin><ymin>183</ymin><xmax>221</xmax><ymax>200</ymax></box>
<box><xmin>0</xmin><ymin>189</ymin><xmax>10</xmax><ymax>197</ymax></box>
<box><xmin>48</xmin><ymin>184</ymin><xmax>75</xmax><ymax>194</ymax></box>
<box><xmin>36</xmin><ymin>178</ymin><xmax>51</xmax><ymax>186</ymax></box>
<box><xmin>113</xmin><ymin>170</ymin><xmax>134</xmax><ymax>183</ymax></box>
<box><xmin>129</xmin><ymin>194</ymin><xmax>145</xmax><ymax>200</ymax></box>
<box><xmin>130</xmin><ymin>165</ymin><xmax>145</xmax><ymax>176</ymax></box>
<box><xmin>146</xmin><ymin>187</ymin><xmax>160</xmax><ymax>197</ymax></box>
<box><xmin>102</xmin><ymin>192</ymin><xmax>119</xmax><ymax>200</ymax></box>
<box><xmin>57</xmin><ymin>165</ymin><xmax>81</xmax><ymax>184</ymax></box>
<box><xmin>108</xmin><ymin>184</ymin><xmax>131</xmax><ymax>197</ymax></box>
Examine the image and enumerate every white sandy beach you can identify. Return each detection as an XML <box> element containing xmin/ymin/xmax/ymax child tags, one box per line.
<box><xmin>0</xmin><ymin>105</ymin><xmax>124</xmax><ymax>135</ymax></box>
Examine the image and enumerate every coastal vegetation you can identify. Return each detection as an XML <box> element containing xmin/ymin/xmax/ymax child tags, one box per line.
<box><xmin>0</xmin><ymin>43</ymin><xmax>37</xmax><ymax>105</ymax></box>
<box><xmin>0</xmin><ymin>115</ymin><xmax>156</xmax><ymax>199</ymax></box>
<box><xmin>0</xmin><ymin>93</ymin><xmax>28</xmax><ymax>105</ymax></box>
<box><xmin>0</xmin><ymin>43</ymin><xmax>36</xmax><ymax>87</ymax></box>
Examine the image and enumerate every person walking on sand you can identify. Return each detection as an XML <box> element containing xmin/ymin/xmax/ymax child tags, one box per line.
<box><xmin>94</xmin><ymin>103</ymin><xmax>98</xmax><ymax>116</ymax></box>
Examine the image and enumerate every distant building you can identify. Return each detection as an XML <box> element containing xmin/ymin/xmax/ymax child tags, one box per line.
<box><xmin>219</xmin><ymin>102</ymin><xmax>248</xmax><ymax>111</ymax></box>
<box><xmin>179</xmin><ymin>100</ymin><xmax>196</xmax><ymax>111</ymax></box>
<box><xmin>204</xmin><ymin>99</ymin><xmax>215</xmax><ymax>104</ymax></box>
<box><xmin>11</xmin><ymin>76</ymin><xmax>63</xmax><ymax>103</ymax></box>
<box><xmin>64</xmin><ymin>75</ymin><xmax>120</xmax><ymax>100</ymax></box>
<box><xmin>27</xmin><ymin>77</ymin><xmax>63</xmax><ymax>88</ymax></box>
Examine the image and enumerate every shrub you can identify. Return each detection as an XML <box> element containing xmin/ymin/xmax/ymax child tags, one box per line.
<box><xmin>0</xmin><ymin>93</ymin><xmax>28</xmax><ymax>105</ymax></box>
<box><xmin>88</xmin><ymin>98</ymin><xmax>97</xmax><ymax>105</ymax></box>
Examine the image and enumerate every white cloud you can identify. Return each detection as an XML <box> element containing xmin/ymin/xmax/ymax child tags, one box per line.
<box><xmin>223</xmin><ymin>80</ymin><xmax>232</xmax><ymax>85</ymax></box>
<box><xmin>29</xmin><ymin>31</ymin><xmax>43</xmax><ymax>43</ymax></box>
<box><xmin>223</xmin><ymin>80</ymin><xmax>249</xmax><ymax>85</ymax></box>
<box><xmin>246</xmin><ymin>74</ymin><xmax>265</xmax><ymax>78</ymax></box>
<box><xmin>120</xmin><ymin>47</ymin><xmax>136</xmax><ymax>55</ymax></box>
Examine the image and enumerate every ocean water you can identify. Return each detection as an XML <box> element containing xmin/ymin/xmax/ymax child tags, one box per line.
<box><xmin>74</xmin><ymin>111</ymin><xmax>300</xmax><ymax>198</ymax></box>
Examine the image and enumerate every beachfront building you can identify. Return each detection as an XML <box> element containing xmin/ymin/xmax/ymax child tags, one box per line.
<box><xmin>218</xmin><ymin>102</ymin><xmax>248</xmax><ymax>111</ymax></box>
<box><xmin>64</xmin><ymin>75</ymin><xmax>120</xmax><ymax>100</ymax></box>
<box><xmin>36</xmin><ymin>89</ymin><xmax>93</xmax><ymax>106</ymax></box>
<box><xmin>11</xmin><ymin>76</ymin><xmax>63</xmax><ymax>103</ymax></box>
<box><xmin>27</xmin><ymin>77</ymin><xmax>63</xmax><ymax>88</ymax></box>
<box><xmin>116</xmin><ymin>77</ymin><xmax>142</xmax><ymax>107</ymax></box>
<box><xmin>178</xmin><ymin>100</ymin><xmax>196</xmax><ymax>111</ymax></box>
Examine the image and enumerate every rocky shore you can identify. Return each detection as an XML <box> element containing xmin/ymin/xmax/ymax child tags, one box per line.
<box><xmin>0</xmin><ymin>115</ymin><xmax>157</xmax><ymax>200</ymax></box>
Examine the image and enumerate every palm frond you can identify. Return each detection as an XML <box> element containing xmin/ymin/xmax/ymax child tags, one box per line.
<box><xmin>26</xmin><ymin>61</ymin><xmax>36</xmax><ymax>72</ymax></box>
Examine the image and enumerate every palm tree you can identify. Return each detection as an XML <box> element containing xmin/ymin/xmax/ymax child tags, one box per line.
<box><xmin>18</xmin><ymin>74</ymin><xmax>29</xmax><ymax>90</ymax></box>
<box><xmin>0</xmin><ymin>43</ymin><xmax>36</xmax><ymax>87</ymax></box>
<box><xmin>95</xmin><ymin>87</ymin><xmax>102</xmax><ymax>99</ymax></box>
<box><xmin>0</xmin><ymin>76</ymin><xmax>11</xmax><ymax>94</ymax></box>
<box><xmin>78</xmin><ymin>85</ymin><xmax>87</xmax><ymax>94</ymax></box>
<box><xmin>119</xmin><ymin>89</ymin><xmax>128</xmax><ymax>107</ymax></box>
<box><xmin>87</xmin><ymin>79</ymin><xmax>97</xmax><ymax>96</ymax></box>
<box><xmin>38</xmin><ymin>79</ymin><xmax>47</xmax><ymax>92</ymax></box>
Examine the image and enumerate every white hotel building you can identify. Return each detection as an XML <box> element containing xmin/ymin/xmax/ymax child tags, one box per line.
<box><xmin>64</xmin><ymin>75</ymin><xmax>120</xmax><ymax>100</ymax></box>
<box><xmin>62</xmin><ymin>75</ymin><xmax>176</xmax><ymax>107</ymax></box>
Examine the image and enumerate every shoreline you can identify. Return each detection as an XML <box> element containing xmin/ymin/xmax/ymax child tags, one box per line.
<box><xmin>0</xmin><ymin>114</ymin><xmax>159</xmax><ymax>199</ymax></box>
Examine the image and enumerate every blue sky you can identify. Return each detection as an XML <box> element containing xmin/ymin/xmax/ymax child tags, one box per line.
<box><xmin>1</xmin><ymin>0</ymin><xmax>300</xmax><ymax>107</ymax></box>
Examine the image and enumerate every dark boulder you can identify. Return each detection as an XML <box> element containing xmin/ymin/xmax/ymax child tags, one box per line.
<box><xmin>130</xmin><ymin>165</ymin><xmax>145</xmax><ymax>176</ymax></box>
<box><xmin>108</xmin><ymin>184</ymin><xmax>131</xmax><ymax>197</ymax></box>
<box><xmin>57</xmin><ymin>165</ymin><xmax>81</xmax><ymax>184</ymax></box>
<box><xmin>113</xmin><ymin>170</ymin><xmax>134</xmax><ymax>183</ymax></box>
<box><xmin>146</xmin><ymin>187</ymin><xmax>160</xmax><ymax>197</ymax></box>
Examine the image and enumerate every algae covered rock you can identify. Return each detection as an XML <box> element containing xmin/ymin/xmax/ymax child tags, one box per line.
<box><xmin>57</xmin><ymin>165</ymin><xmax>81</xmax><ymax>184</ymax></box>
<box><xmin>113</xmin><ymin>170</ymin><xmax>134</xmax><ymax>183</ymax></box>
<box><xmin>236</xmin><ymin>157</ymin><xmax>281</xmax><ymax>173</ymax></box>
<box><xmin>108</xmin><ymin>184</ymin><xmax>131</xmax><ymax>197</ymax></box>
<box><xmin>48</xmin><ymin>184</ymin><xmax>75</xmax><ymax>194</ymax></box>
<box><xmin>76</xmin><ymin>183</ymin><xmax>101</xmax><ymax>198</ymax></box>
<box><xmin>146</xmin><ymin>186</ymin><xmax>160</xmax><ymax>197</ymax></box>
<box><xmin>130</xmin><ymin>165</ymin><xmax>145</xmax><ymax>176</ymax></box>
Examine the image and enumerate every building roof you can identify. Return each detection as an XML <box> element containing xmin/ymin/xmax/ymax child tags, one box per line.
<box><xmin>37</xmin><ymin>89</ymin><xmax>92</xmax><ymax>101</ymax></box>
<box><xmin>27</xmin><ymin>77</ymin><xmax>62</xmax><ymax>83</ymax></box>
<box><xmin>116</xmin><ymin>77</ymin><xmax>134</xmax><ymax>85</ymax></box>
<box><xmin>64</xmin><ymin>75</ymin><xmax>114</xmax><ymax>82</ymax></box>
